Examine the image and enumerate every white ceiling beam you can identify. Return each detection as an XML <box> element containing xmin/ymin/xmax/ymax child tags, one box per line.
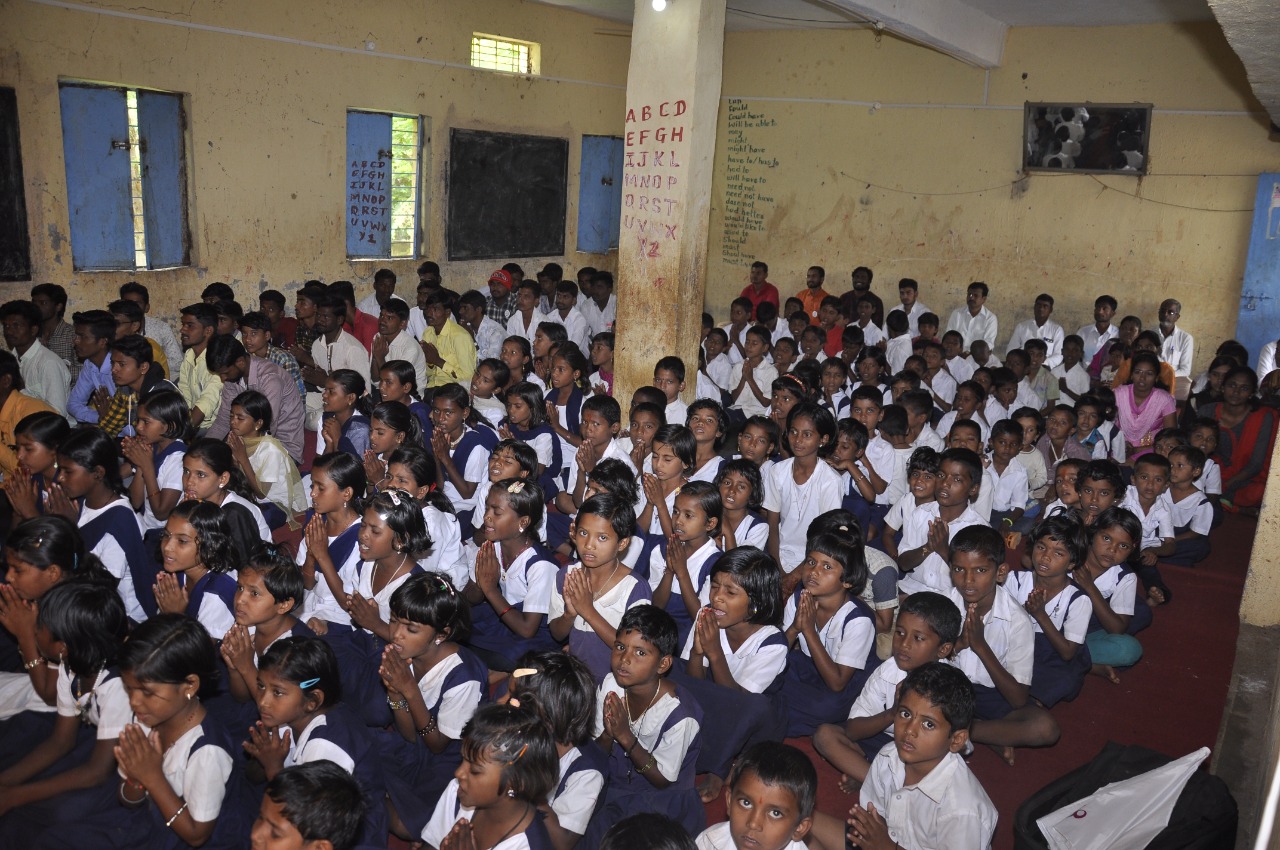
<box><xmin>825</xmin><ymin>0</ymin><xmax>1008</xmax><ymax>67</ymax></box>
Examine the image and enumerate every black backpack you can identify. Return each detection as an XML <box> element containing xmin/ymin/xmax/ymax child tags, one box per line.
<box><xmin>1014</xmin><ymin>741</ymin><xmax>1237</xmax><ymax>850</ymax></box>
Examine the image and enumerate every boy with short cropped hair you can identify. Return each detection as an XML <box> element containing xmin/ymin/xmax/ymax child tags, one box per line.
<box><xmin>1123</xmin><ymin>453</ymin><xmax>1176</xmax><ymax>605</ymax></box>
<box><xmin>371</xmin><ymin>296</ymin><xmax>428</xmax><ymax>392</ymax></box>
<box><xmin>251</xmin><ymin>761</ymin><xmax>366</xmax><ymax>850</ymax></box>
<box><xmin>940</xmin><ymin>331</ymin><xmax>972</xmax><ymax>384</ymax></box>
<box><xmin>889</xmin><ymin>278</ymin><xmax>930</xmax><ymax>338</ymax></box>
<box><xmin>983</xmin><ymin>367</ymin><xmax>1019</xmax><ymax>424</ymax></box>
<box><xmin>897</xmin><ymin>448</ymin><xmax>988</xmax><ymax>597</ymax></box>
<box><xmin>653</xmin><ymin>356</ymin><xmax>688</xmax><ymax>425</ymax></box>
<box><xmin>1188</xmin><ymin>418</ymin><xmax>1223</xmax><ymax>518</ymax></box>
<box><xmin>697</xmin><ymin>741</ymin><xmax>815</xmax><ymax>850</ymax></box>
<box><xmin>987</xmin><ymin>420</ymin><xmax>1029</xmax><ymax>532</ymax></box>
<box><xmin>913</xmin><ymin>312</ymin><xmax>941</xmax><ymax>348</ymax></box>
<box><xmin>884</xmin><ymin>311</ymin><xmax>912</xmax><ymax>375</ymax></box>
<box><xmin>877</xmin><ymin>405</ymin><xmax>915</xmax><ymax>508</ymax></box>
<box><xmin>722</xmin><ymin>297</ymin><xmax>754</xmax><ymax>363</ymax></box>
<box><xmin>259</xmin><ymin>288</ymin><xmax>297</xmax><ymax>349</ymax></box>
<box><xmin>900</xmin><ymin>390</ymin><xmax>944</xmax><ymax>452</ymax></box>
<box><xmin>1054</xmin><ymin>334</ymin><xmax>1090</xmax><ymax>402</ymax></box>
<box><xmin>1161</xmin><ymin>445</ymin><xmax>1212</xmax><ymax>566</ymax></box>
<box><xmin>813</xmin><ymin>591</ymin><xmax>960</xmax><ymax>788</ymax></box>
<box><xmin>178</xmin><ymin>302</ymin><xmax>223</xmax><ymax>427</ymax></box>
<box><xmin>1021</xmin><ymin>339</ymin><xmax>1059</xmax><ymax>412</ymax></box>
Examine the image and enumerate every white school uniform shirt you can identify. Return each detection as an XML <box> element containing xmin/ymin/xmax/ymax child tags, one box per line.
<box><xmin>888</xmin><ymin>302</ymin><xmax>931</xmax><ymax>337</ymax></box>
<box><xmin>885</xmin><ymin>334</ymin><xmax>912</xmax><ymax>374</ymax></box>
<box><xmin>1159</xmin><ymin>326</ymin><xmax>1195</xmax><ymax>379</ymax></box>
<box><xmin>1162</xmin><ymin>489</ymin><xmax>1213</xmax><ymax>536</ymax></box>
<box><xmin>57</xmin><ymin>664</ymin><xmax>132</xmax><ymax>739</ymax></box>
<box><xmin>983</xmin><ymin>397</ymin><xmax>1011</xmax><ymax>426</ymax></box>
<box><xmin>989</xmin><ymin>458</ymin><xmax>1029</xmax><ymax>513</ymax></box>
<box><xmin>139</xmin><ymin>448</ymin><xmax>186</xmax><ymax>531</ymax></box>
<box><xmin>856</xmin><ymin>319</ymin><xmax>885</xmax><ymax>347</ymax></box>
<box><xmin>419</xmin><ymin>506</ymin><xmax>468</xmax><ymax>588</ymax></box>
<box><xmin>548</xmin><ymin>567</ymin><xmax>649</xmax><ymax>642</ymax></box>
<box><xmin>151</xmin><ymin>722</ymin><xmax>234</xmax><ymax>823</ymax></box>
<box><xmin>731</xmin><ymin>513</ymin><xmax>770</xmax><ymax>551</ymax></box>
<box><xmin>443</xmin><ymin>427</ymin><xmax>490</xmax><ymax>516</ymax></box>
<box><xmin>946</xmin><ymin>355</ymin><xmax>974</xmax><ymax>384</ymax></box>
<box><xmin>923</xmin><ymin>368</ymin><xmax>957</xmax><ymax>407</ymax></box>
<box><xmin>762</xmin><ymin>459</ymin><xmax>842</xmax><ymax>572</ymax></box>
<box><xmin>948</xmin><ymin>584</ymin><xmax>1035</xmax><ymax>688</ymax></box>
<box><xmin>16</xmin><ymin>340</ymin><xmax>70</xmax><ymax>418</ymax></box>
<box><xmin>1120</xmin><ymin>490</ymin><xmax>1174</xmax><ymax>551</ymax></box>
<box><xmin>665</xmin><ymin>398</ymin><xmax>688</xmax><ymax>426</ymax></box>
<box><xmin>544</xmin><ymin>306</ymin><xmax>592</xmax><ymax>353</ymax></box>
<box><xmin>681</xmin><ymin>624</ymin><xmax>788</xmax><ymax>693</ymax></box>
<box><xmin>1257</xmin><ymin>340</ymin><xmax>1278</xmax><ymax>381</ymax></box>
<box><xmin>1196</xmin><ymin>458</ymin><xmax>1222</xmax><ymax>496</ymax></box>
<box><xmin>1016</xmin><ymin>447</ymin><xmax>1048</xmax><ymax>501</ymax></box>
<box><xmin>1052</xmin><ymin>362</ymin><xmax>1091</xmax><ymax>399</ymax></box>
<box><xmin>727</xmin><ymin>358</ymin><xmax>779</xmax><ymax>418</ymax></box>
<box><xmin>562</xmin><ymin>437</ymin><xmax>637</xmax><ymax>499</ymax></box>
<box><xmin>698</xmin><ymin>822</ymin><xmax>808</xmax><ymax>850</ymax></box>
<box><xmin>847</xmin><ymin>656</ymin><xmax>907</xmax><ymax>732</ymax></box>
<box><xmin>506</xmin><ymin>309</ymin><xmax>545</xmax><ymax>345</ymax></box>
<box><xmin>884</xmin><ymin>493</ymin><xmax>927</xmax><ymax>535</ymax></box>
<box><xmin>861</xmin><ymin>748</ymin><xmax>998</xmax><ymax>850</ymax></box>
<box><xmin>407</xmin><ymin>306</ymin><xmax>427</xmax><ymax>341</ymax></box>
<box><xmin>1014</xmin><ymin>378</ymin><xmax>1043</xmax><ymax>411</ymax></box>
<box><xmin>593</xmin><ymin>674</ymin><xmax>700</xmax><ymax>783</ymax></box>
<box><xmin>1076</xmin><ymin>564</ymin><xmax>1137</xmax><ymax>616</ymax></box>
<box><xmin>1005</xmin><ymin>571</ymin><xmax>1093</xmax><ymax>644</ymax></box>
<box><xmin>223</xmin><ymin>490</ymin><xmax>271</xmax><ymax>539</ymax></box>
<box><xmin>705</xmin><ymin>352</ymin><xmax>733</xmax><ymax>393</ymax></box>
<box><xmin>1078</xmin><ymin>322</ymin><xmax>1119</xmax><ymax>363</ymax></box>
<box><xmin>551</xmin><ymin>746</ymin><xmax>605</xmax><ymax>835</ymax></box>
<box><xmin>423</xmin><ymin>780</ymin><xmax>540</xmax><ymax>849</ymax></box>
<box><xmin>298</xmin><ymin>520</ymin><xmax>362</xmax><ymax>626</ymax></box>
<box><xmin>578</xmin><ymin>293</ymin><xmax>617</xmax><ymax>339</ymax></box>
<box><xmin>79</xmin><ymin>498</ymin><xmax>146</xmax><ymax>623</ymax></box>
<box><xmin>898</xmin><ymin>502</ymin><xmax>988</xmax><ymax>596</ymax></box>
<box><xmin>415</xmin><ymin>652</ymin><xmax>484</xmax><ymax>739</ymax></box>
<box><xmin>469</xmin><ymin>479</ymin><xmax>549</xmax><ymax>547</ymax></box>
<box><xmin>863</xmin><ymin>433</ymin><xmax>898</xmax><ymax>506</ymax></box>
<box><xmin>912</xmin><ymin>426</ymin><xmax>946</xmax><ymax>453</ymax></box>
<box><xmin>649</xmin><ymin>539</ymin><xmax>722</xmax><ymax>605</ymax></box>
<box><xmin>945</xmin><ymin>305</ymin><xmax>998</xmax><ymax>351</ymax></box>
<box><xmin>883</xmin><ymin>445</ymin><xmax>916</xmax><ymax>508</ymax></box>
<box><xmin>688</xmin><ymin>454</ymin><xmax>724</xmax><ymax>485</ymax></box>
<box><xmin>386</xmin><ymin>329</ymin><xmax>430</xmax><ymax>392</ymax></box>
<box><xmin>782</xmin><ymin>596</ymin><xmax>874</xmax><ymax>669</ymax></box>
<box><xmin>354</xmin><ymin>559</ymin><xmax>420</xmax><ymax>626</ymax></box>
<box><xmin>973</xmin><ymin>464</ymin><xmax>998</xmax><ymax>522</ymax></box>
<box><xmin>722</xmin><ymin>323</ymin><xmax>751</xmax><ymax>365</ymax></box>
<box><xmin>310</xmin><ymin>330</ymin><xmax>371</xmax><ymax>378</ymax></box>
<box><xmin>468</xmin><ymin>544</ymin><xmax>557</xmax><ymax>616</ymax></box>
<box><xmin>1007</xmin><ymin>318</ymin><xmax>1065</xmax><ymax>368</ymax></box>
<box><xmin>936</xmin><ymin>410</ymin><xmax>989</xmax><ymax>444</ymax></box>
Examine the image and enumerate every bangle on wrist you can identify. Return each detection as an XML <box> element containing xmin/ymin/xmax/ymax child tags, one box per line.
<box><xmin>625</xmin><ymin>737</ymin><xmax>641</xmax><ymax>757</ymax></box>
<box><xmin>22</xmin><ymin>656</ymin><xmax>43</xmax><ymax>671</ymax></box>
<box><xmin>497</xmin><ymin>605</ymin><xmax>514</xmax><ymax>618</ymax></box>
<box><xmin>166</xmin><ymin>800</ymin><xmax>189</xmax><ymax>828</ymax></box>
<box><xmin>637</xmin><ymin>754</ymin><xmax>658</xmax><ymax>774</ymax></box>
<box><xmin>417</xmin><ymin>715</ymin><xmax>438</xmax><ymax>739</ymax></box>
<box><xmin>388</xmin><ymin>697</ymin><xmax>410</xmax><ymax>712</ymax></box>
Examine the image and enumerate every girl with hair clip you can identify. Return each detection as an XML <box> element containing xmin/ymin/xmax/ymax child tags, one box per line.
<box><xmin>346</xmin><ymin>488</ymin><xmax>432</xmax><ymax>648</ymax></box>
<box><xmin>49</xmin><ymin>428</ymin><xmax>154</xmax><ymax>621</ymax></box>
<box><xmin>181</xmin><ymin>438</ymin><xmax>271</xmax><ymax>540</ymax></box>
<box><xmin>2</xmin><ymin>410</ymin><xmax>71</xmax><ymax>526</ymax></box>
<box><xmin>0</xmin><ymin>582</ymin><xmax>129</xmax><ymax>838</ymax></box>
<box><xmin>764</xmin><ymin>402</ymin><xmax>842</xmax><ymax>574</ymax></box>
<box><xmin>678</xmin><ymin>546</ymin><xmax>787</xmax><ymax>802</ymax></box>
<box><xmin>420</xmin><ymin>703</ymin><xmax>559</xmax><ymax>850</ymax></box>
<box><xmin>363</xmin><ymin>400</ymin><xmax>425</xmax><ymax>488</ymax></box>
<box><xmin>779</xmin><ymin>532</ymin><xmax>878</xmax><ymax>737</ymax></box>
<box><xmin>506</xmin><ymin>651</ymin><xmax>603</xmax><ymax>850</ymax></box>
<box><xmin>545</xmin><ymin>343</ymin><xmax>590</xmax><ymax>492</ymax></box>
<box><xmin>685</xmin><ymin>400</ymin><xmax>727</xmax><ymax>485</ymax></box>
<box><xmin>62</xmin><ymin>614</ymin><xmax>253</xmax><ymax>850</ymax></box>
<box><xmin>466</xmin><ymin>480</ymin><xmax>559</xmax><ymax>673</ymax></box>
<box><xmin>299</xmin><ymin>452</ymin><xmax>366</xmax><ymax>633</ymax></box>
<box><xmin>220</xmin><ymin>544</ymin><xmax>314</xmax><ymax>704</ymax></box>
<box><xmin>322</xmin><ymin>368</ymin><xmax>372</xmax><ymax>460</ymax></box>
<box><xmin>1006</xmin><ymin>513</ymin><xmax>1094</xmax><ymax>707</ymax></box>
<box><xmin>768</xmin><ymin>374</ymin><xmax>811</xmax><ymax>455</ymax></box>
<box><xmin>1073</xmin><ymin>507</ymin><xmax>1147</xmax><ymax>683</ymax></box>
<box><xmin>121</xmin><ymin>389</ymin><xmax>188</xmax><ymax>532</ymax></box>
<box><xmin>225</xmin><ymin>389</ymin><xmax>308</xmax><ymax>531</ymax></box>
<box><xmin>501</xmin><ymin>380</ymin><xmax>562</xmax><ymax>497</ymax></box>
<box><xmin>247</xmin><ymin>636</ymin><xmax>388</xmax><ymax>846</ymax></box>
<box><xmin>714</xmin><ymin>458</ymin><xmax>769</xmax><ymax>551</ymax></box>
<box><xmin>472</xmin><ymin>440</ymin><xmax>543</xmax><ymax>553</ymax></box>
<box><xmin>650</xmin><ymin>481</ymin><xmax>723</xmax><ymax>647</ymax></box>
<box><xmin>501</xmin><ymin>335</ymin><xmax>544</xmax><ymax>394</ymax></box>
<box><xmin>155</xmin><ymin>500</ymin><xmax>241</xmax><ymax>640</ymax></box>
<box><xmin>377</xmin><ymin>573</ymin><xmax>488</xmax><ymax>839</ymax></box>
<box><xmin>378</xmin><ymin>359</ymin><xmax>433</xmax><ymax>440</ymax></box>
<box><xmin>432</xmin><ymin>383</ymin><xmax>497</xmax><ymax>541</ymax></box>
<box><xmin>0</xmin><ymin>516</ymin><xmax>114</xmax><ymax>716</ymax></box>
<box><xmin>385</xmin><ymin>445</ymin><xmax>468</xmax><ymax>588</ymax></box>
<box><xmin>636</xmin><ymin>424</ymin><xmax>696</xmax><ymax>581</ymax></box>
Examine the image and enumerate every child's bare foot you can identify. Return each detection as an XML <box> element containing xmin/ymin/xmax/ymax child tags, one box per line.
<box><xmin>1147</xmin><ymin>587</ymin><xmax>1167</xmax><ymax>607</ymax></box>
<box><xmin>985</xmin><ymin>743</ymin><xmax>1016</xmax><ymax>765</ymax></box>
<box><xmin>838</xmin><ymin>773</ymin><xmax>861</xmax><ymax>794</ymax></box>
<box><xmin>697</xmin><ymin>773</ymin><xmax>724</xmax><ymax>802</ymax></box>
<box><xmin>1091</xmin><ymin>663</ymin><xmax>1121</xmax><ymax>683</ymax></box>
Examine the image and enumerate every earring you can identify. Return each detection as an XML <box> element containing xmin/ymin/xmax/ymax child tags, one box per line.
<box><xmin>506</xmin><ymin>789</ymin><xmax>516</xmax><ymax>798</ymax></box>
<box><xmin>186</xmin><ymin>693</ymin><xmax>193</xmax><ymax>702</ymax></box>
<box><xmin>434</xmin><ymin>638</ymin><xmax>443</xmax><ymax>646</ymax></box>
<box><xmin>749</xmin><ymin>606</ymin><xmax>757</xmax><ymax>618</ymax></box>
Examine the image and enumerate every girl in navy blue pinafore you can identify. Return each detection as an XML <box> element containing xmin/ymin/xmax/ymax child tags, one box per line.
<box><xmin>376</xmin><ymin>574</ymin><xmax>487</xmax><ymax>838</ymax></box>
<box><xmin>465</xmin><ymin>480</ymin><xmax>558</xmax><ymax>674</ymax></box>
<box><xmin>420</xmin><ymin>704</ymin><xmax>559</xmax><ymax>850</ymax></box>
<box><xmin>378</xmin><ymin>358</ymin><xmax>434</xmax><ymax>444</ymax></box>
<box><xmin>433</xmin><ymin>383</ymin><xmax>496</xmax><ymax>541</ymax></box>
<box><xmin>50</xmin><ymin>614</ymin><xmax>253</xmax><ymax>850</ymax></box>
<box><xmin>779</xmin><ymin>533</ymin><xmax>880</xmax><ymax>737</ymax></box>
<box><xmin>545</xmin><ymin>346</ymin><xmax>590</xmax><ymax>493</ymax></box>
<box><xmin>1007</xmin><ymin>513</ymin><xmax>1094</xmax><ymax>707</ymax></box>
<box><xmin>503</xmin><ymin>380</ymin><xmax>563</xmax><ymax>497</ymax></box>
<box><xmin>713</xmin><ymin>458</ymin><xmax>770</xmax><ymax>551</ymax></box>
<box><xmin>57</xmin><ymin>428</ymin><xmax>157</xmax><ymax>621</ymax></box>
<box><xmin>320</xmin><ymin>369</ymin><xmax>371</xmax><ymax>461</ymax></box>
<box><xmin>3</xmin><ymin>411</ymin><xmax>70</xmax><ymax>525</ymax></box>
<box><xmin>648</xmin><ymin>481</ymin><xmax>723</xmax><ymax>648</ymax></box>
<box><xmin>685</xmin><ymin>400</ymin><xmax>727</xmax><ymax>486</ymax></box>
<box><xmin>248</xmin><ymin>636</ymin><xmax>388</xmax><ymax>847</ymax></box>
<box><xmin>122</xmin><ymin>390</ymin><xmax>187</xmax><ymax>538</ymax></box>
<box><xmin>154</xmin><ymin>501</ymin><xmax>240</xmax><ymax>641</ymax></box>
<box><xmin>633</xmin><ymin>425</ymin><xmax>696</xmax><ymax>583</ymax></box>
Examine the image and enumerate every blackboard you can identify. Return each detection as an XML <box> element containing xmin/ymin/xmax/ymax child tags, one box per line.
<box><xmin>0</xmin><ymin>87</ymin><xmax>31</xmax><ymax>282</ymax></box>
<box><xmin>447</xmin><ymin>128</ymin><xmax>568</xmax><ymax>261</ymax></box>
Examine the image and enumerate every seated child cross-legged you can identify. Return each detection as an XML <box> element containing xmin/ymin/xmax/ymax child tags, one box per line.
<box><xmin>895</xmin><ymin>448</ymin><xmax>988</xmax><ymax>597</ymax></box>
<box><xmin>1161</xmin><ymin>445</ymin><xmax>1213</xmax><ymax>567</ymax></box>
<box><xmin>1073</xmin><ymin>507</ymin><xmax>1146</xmax><ymax>682</ymax></box>
<box><xmin>695</xmin><ymin>741</ymin><xmax>817</xmax><ymax>850</ymax></box>
<box><xmin>813</xmin><ymin>591</ymin><xmax>961</xmax><ymax>791</ymax></box>
<box><xmin>650</xmin><ymin>480</ymin><xmax>724</xmax><ymax>647</ymax></box>
<box><xmin>948</xmin><ymin>525</ymin><xmax>1060</xmax><ymax>765</ymax></box>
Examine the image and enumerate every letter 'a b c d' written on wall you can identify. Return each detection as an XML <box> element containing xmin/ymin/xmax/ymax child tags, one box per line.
<box><xmin>622</xmin><ymin>100</ymin><xmax>688</xmax><ymax>288</ymax></box>
<box><xmin>722</xmin><ymin>99</ymin><xmax>779</xmax><ymax>264</ymax></box>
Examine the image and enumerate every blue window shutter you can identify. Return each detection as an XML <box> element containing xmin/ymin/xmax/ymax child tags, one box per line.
<box><xmin>136</xmin><ymin>90</ymin><xmax>188</xmax><ymax>268</ymax></box>
<box><xmin>346</xmin><ymin>111</ymin><xmax>392</xmax><ymax>258</ymax></box>
<box><xmin>59</xmin><ymin>85</ymin><xmax>133</xmax><ymax>270</ymax></box>
<box><xmin>577</xmin><ymin>135</ymin><xmax>623</xmax><ymax>253</ymax></box>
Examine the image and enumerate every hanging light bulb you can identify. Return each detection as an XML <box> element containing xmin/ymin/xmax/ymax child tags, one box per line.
<box><xmin>652</xmin><ymin>0</ymin><xmax>667</xmax><ymax>10</ymax></box>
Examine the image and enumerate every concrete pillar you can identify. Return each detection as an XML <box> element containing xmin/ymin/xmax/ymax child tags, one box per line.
<box><xmin>1239</xmin><ymin>436</ymin><xmax>1280</xmax><ymax>626</ymax></box>
<box><xmin>613</xmin><ymin>0</ymin><xmax>727</xmax><ymax>404</ymax></box>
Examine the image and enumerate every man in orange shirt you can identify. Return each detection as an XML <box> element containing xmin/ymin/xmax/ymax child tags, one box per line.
<box><xmin>794</xmin><ymin>265</ymin><xmax>830</xmax><ymax>326</ymax></box>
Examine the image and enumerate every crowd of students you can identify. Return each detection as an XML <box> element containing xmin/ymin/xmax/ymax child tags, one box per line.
<box><xmin>0</xmin><ymin>259</ymin><xmax>1271</xmax><ymax>850</ymax></box>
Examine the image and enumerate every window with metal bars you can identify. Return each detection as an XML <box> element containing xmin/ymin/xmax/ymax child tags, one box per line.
<box><xmin>346</xmin><ymin>110</ymin><xmax>423</xmax><ymax>259</ymax></box>
<box><xmin>470</xmin><ymin>34</ymin><xmax>540</xmax><ymax>75</ymax></box>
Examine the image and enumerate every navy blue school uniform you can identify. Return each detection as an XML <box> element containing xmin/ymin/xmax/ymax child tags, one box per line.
<box><xmin>444</xmin><ymin>427</ymin><xmax>495</xmax><ymax>540</ymax></box>
<box><xmin>1006</xmin><ymin>572</ymin><xmax>1093</xmax><ymax>707</ymax></box>
<box><xmin>409</xmin><ymin>399</ymin><xmax>433</xmax><ymax>444</ymax></box>
<box><xmin>550</xmin><ymin>567</ymin><xmax>652</xmax><ymax>683</ymax></box>
<box><xmin>647</xmin><ymin>539</ymin><xmax>721</xmax><ymax>648</ymax></box>
<box><xmin>422</xmin><ymin>780</ymin><xmax>556</xmax><ymax>849</ymax></box>
<box><xmin>549</xmin><ymin>741</ymin><xmax>608</xmax><ymax>840</ymax></box>
<box><xmin>779</xmin><ymin>588</ymin><xmax>881</xmax><ymax>737</ymax></box>
<box><xmin>79</xmin><ymin>496</ymin><xmax>157</xmax><ymax>620</ymax></box>
<box><xmin>287</xmin><ymin>704</ymin><xmax>388</xmax><ymax>846</ymax></box>
<box><xmin>546</xmin><ymin>385</ymin><xmax>585</xmax><ymax>492</ymax></box>
<box><xmin>327</xmin><ymin>411</ymin><xmax>370</xmax><ymax>459</ymax></box>
<box><xmin>580</xmin><ymin>675</ymin><xmax>705</xmax><ymax>847</ymax></box>
<box><xmin>379</xmin><ymin>646</ymin><xmax>489</xmax><ymax>837</ymax></box>
<box><xmin>184</xmin><ymin>570</ymin><xmax>238</xmax><ymax>641</ymax></box>
<box><xmin>466</xmin><ymin>543</ymin><xmax>559</xmax><ymax>673</ymax></box>
<box><xmin>507</xmin><ymin>420</ymin><xmax>564</xmax><ymax>497</ymax></box>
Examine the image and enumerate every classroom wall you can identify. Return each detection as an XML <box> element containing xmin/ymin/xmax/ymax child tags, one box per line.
<box><xmin>709</xmin><ymin>22</ymin><xmax>1278</xmax><ymax>370</ymax></box>
<box><xmin>2</xmin><ymin>0</ymin><xmax>631</xmax><ymax>320</ymax></box>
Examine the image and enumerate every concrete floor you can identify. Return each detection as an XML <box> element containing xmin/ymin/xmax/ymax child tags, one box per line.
<box><xmin>1214</xmin><ymin>622</ymin><xmax>1280</xmax><ymax>849</ymax></box>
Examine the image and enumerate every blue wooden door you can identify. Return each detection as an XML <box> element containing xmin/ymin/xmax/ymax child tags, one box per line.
<box><xmin>346</xmin><ymin>111</ymin><xmax>393</xmax><ymax>258</ymax></box>
<box><xmin>137</xmin><ymin>89</ymin><xmax>188</xmax><ymax>268</ymax></box>
<box><xmin>59</xmin><ymin>85</ymin><xmax>134</xmax><ymax>269</ymax></box>
<box><xmin>1236</xmin><ymin>174</ymin><xmax>1280</xmax><ymax>369</ymax></box>
<box><xmin>577</xmin><ymin>135</ymin><xmax>622</xmax><ymax>253</ymax></box>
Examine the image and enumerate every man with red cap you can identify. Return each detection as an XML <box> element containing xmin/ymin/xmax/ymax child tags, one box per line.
<box><xmin>485</xmin><ymin>269</ymin><xmax>517</xmax><ymax>326</ymax></box>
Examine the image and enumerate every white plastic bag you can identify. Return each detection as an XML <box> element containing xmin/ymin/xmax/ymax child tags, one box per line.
<box><xmin>1036</xmin><ymin>746</ymin><xmax>1210</xmax><ymax>850</ymax></box>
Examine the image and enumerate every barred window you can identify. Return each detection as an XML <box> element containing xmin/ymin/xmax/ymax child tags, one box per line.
<box><xmin>470</xmin><ymin>34</ymin><xmax>540</xmax><ymax>75</ymax></box>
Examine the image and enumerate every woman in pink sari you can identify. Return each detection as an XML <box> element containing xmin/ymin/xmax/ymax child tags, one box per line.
<box><xmin>1115</xmin><ymin>352</ymin><xmax>1177</xmax><ymax>464</ymax></box>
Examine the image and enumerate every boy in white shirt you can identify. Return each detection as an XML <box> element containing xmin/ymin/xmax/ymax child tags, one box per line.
<box><xmin>883</xmin><ymin>311</ymin><xmax>913</xmax><ymax>375</ymax></box>
<box><xmin>1188</xmin><ymin>419</ymin><xmax>1223</xmax><ymax>524</ymax></box>
<box><xmin>697</xmin><ymin>742</ymin><xmax>816</xmax><ymax>850</ymax></box>
<box><xmin>370</xmin><ymin>297</ymin><xmax>428</xmax><ymax>392</ymax></box>
<box><xmin>987</xmin><ymin>420</ymin><xmax>1030</xmax><ymax>531</ymax></box>
<box><xmin>1123</xmin><ymin>453</ymin><xmax>1176</xmax><ymax>606</ymax></box>
<box><xmin>1053</xmin><ymin>334</ymin><xmax>1091</xmax><ymax>403</ymax></box>
<box><xmin>702</xmin><ymin>328</ymin><xmax>733</xmax><ymax>394</ymax></box>
<box><xmin>896</xmin><ymin>448</ymin><xmax>988</xmax><ymax>597</ymax></box>
<box><xmin>1161</xmin><ymin>445</ymin><xmax>1213</xmax><ymax>566</ymax></box>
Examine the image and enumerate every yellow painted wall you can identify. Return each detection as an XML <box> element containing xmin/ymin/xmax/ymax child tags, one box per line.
<box><xmin>2</xmin><ymin>0</ymin><xmax>631</xmax><ymax>321</ymax></box>
<box><xmin>710</xmin><ymin>23</ymin><xmax>1278</xmax><ymax>370</ymax></box>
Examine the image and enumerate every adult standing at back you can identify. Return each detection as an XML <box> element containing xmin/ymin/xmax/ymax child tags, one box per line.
<box><xmin>1157</xmin><ymin>298</ymin><xmax>1194</xmax><ymax>403</ymax></box>
<box><xmin>740</xmin><ymin>260</ymin><xmax>779</xmax><ymax>319</ymax></box>
<box><xmin>1006</xmin><ymin>293</ymin><xmax>1065</xmax><ymax>369</ymax></box>
<box><xmin>945</xmin><ymin>282</ymin><xmax>998</xmax><ymax>352</ymax></box>
<box><xmin>794</xmin><ymin>266</ymin><xmax>830</xmax><ymax>324</ymax></box>
<box><xmin>839</xmin><ymin>266</ymin><xmax>883</xmax><ymax>326</ymax></box>
<box><xmin>887</xmin><ymin>278</ymin><xmax>930</xmax><ymax>337</ymax></box>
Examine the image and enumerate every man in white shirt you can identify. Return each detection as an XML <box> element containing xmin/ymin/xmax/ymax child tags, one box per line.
<box><xmin>543</xmin><ymin>281</ymin><xmax>592</xmax><ymax>353</ymax></box>
<box><xmin>1005</xmin><ymin>293</ymin><xmax>1065</xmax><ymax>369</ymax></box>
<box><xmin>456</xmin><ymin>290</ymin><xmax>505</xmax><ymax>362</ymax></box>
<box><xmin>1157</xmin><ymin>298</ymin><xmax>1194</xmax><ymax>401</ymax></box>
<box><xmin>371</xmin><ymin>297</ymin><xmax>429</xmax><ymax>392</ymax></box>
<box><xmin>1258</xmin><ymin>339</ymin><xmax>1278</xmax><ymax>382</ymax></box>
<box><xmin>119</xmin><ymin>282</ymin><xmax>184</xmax><ymax>374</ymax></box>
<box><xmin>1076</xmin><ymin>294</ymin><xmax>1118</xmax><ymax>363</ymax></box>
<box><xmin>356</xmin><ymin>267</ymin><xmax>397</xmax><ymax>316</ymax></box>
<box><xmin>887</xmin><ymin>278</ymin><xmax>931</xmax><ymax>337</ymax></box>
<box><xmin>576</xmin><ymin>270</ymin><xmax>617</xmax><ymax>340</ymax></box>
<box><xmin>303</xmin><ymin>293</ymin><xmax>371</xmax><ymax>392</ymax></box>
<box><xmin>1</xmin><ymin>300</ymin><xmax>70</xmax><ymax>418</ymax></box>
<box><xmin>944</xmin><ymin>282</ymin><xmax>998</xmax><ymax>352</ymax></box>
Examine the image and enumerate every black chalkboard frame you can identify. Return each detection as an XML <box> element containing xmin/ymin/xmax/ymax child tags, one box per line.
<box><xmin>0</xmin><ymin>87</ymin><xmax>32</xmax><ymax>282</ymax></box>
